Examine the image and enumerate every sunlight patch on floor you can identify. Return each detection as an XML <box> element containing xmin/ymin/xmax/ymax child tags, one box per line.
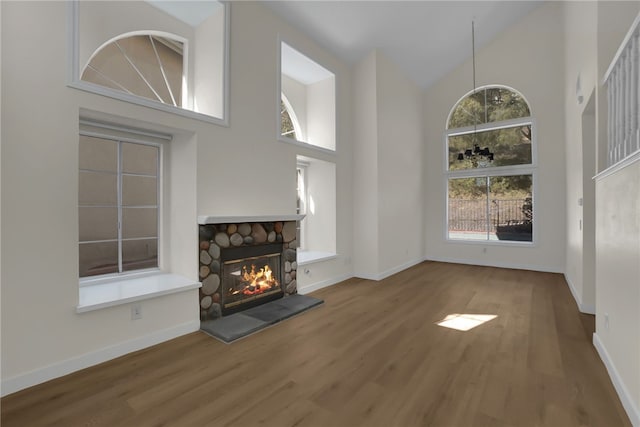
<box><xmin>436</xmin><ymin>313</ymin><xmax>497</xmax><ymax>331</ymax></box>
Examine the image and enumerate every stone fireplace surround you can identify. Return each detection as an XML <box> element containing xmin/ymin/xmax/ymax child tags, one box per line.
<box><xmin>198</xmin><ymin>215</ymin><xmax>304</xmax><ymax>321</ymax></box>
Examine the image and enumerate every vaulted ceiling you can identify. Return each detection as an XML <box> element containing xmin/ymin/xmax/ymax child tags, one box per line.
<box><xmin>264</xmin><ymin>1</ymin><xmax>545</xmax><ymax>89</ymax></box>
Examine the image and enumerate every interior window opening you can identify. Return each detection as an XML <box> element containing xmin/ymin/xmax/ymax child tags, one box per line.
<box><xmin>280</xmin><ymin>41</ymin><xmax>336</xmax><ymax>151</ymax></box>
<box><xmin>295</xmin><ymin>155</ymin><xmax>336</xmax><ymax>262</ymax></box>
<box><xmin>73</xmin><ymin>1</ymin><xmax>227</xmax><ymax>121</ymax></box>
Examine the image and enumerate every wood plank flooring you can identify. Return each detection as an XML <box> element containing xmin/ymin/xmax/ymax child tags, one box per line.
<box><xmin>1</xmin><ymin>262</ymin><xmax>631</xmax><ymax>426</ymax></box>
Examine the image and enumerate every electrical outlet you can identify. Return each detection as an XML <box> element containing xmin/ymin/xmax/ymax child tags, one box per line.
<box><xmin>482</xmin><ymin>247</ymin><xmax>487</xmax><ymax>254</ymax></box>
<box><xmin>132</xmin><ymin>304</ymin><xmax>142</xmax><ymax>320</ymax></box>
<box><xmin>604</xmin><ymin>313</ymin><xmax>609</xmax><ymax>330</ymax></box>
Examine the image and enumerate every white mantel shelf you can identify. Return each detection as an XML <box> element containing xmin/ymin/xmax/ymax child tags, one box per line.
<box><xmin>198</xmin><ymin>214</ymin><xmax>305</xmax><ymax>225</ymax></box>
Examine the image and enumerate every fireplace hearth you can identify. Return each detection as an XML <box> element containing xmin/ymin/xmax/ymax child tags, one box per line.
<box><xmin>198</xmin><ymin>216</ymin><xmax>302</xmax><ymax>321</ymax></box>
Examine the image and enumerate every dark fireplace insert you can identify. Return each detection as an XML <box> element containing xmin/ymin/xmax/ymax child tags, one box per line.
<box><xmin>220</xmin><ymin>243</ymin><xmax>284</xmax><ymax>315</ymax></box>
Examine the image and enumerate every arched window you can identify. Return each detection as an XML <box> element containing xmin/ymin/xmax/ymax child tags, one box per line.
<box><xmin>81</xmin><ymin>32</ymin><xmax>185</xmax><ymax>108</ymax></box>
<box><xmin>446</xmin><ymin>86</ymin><xmax>535</xmax><ymax>242</ymax></box>
<box><xmin>281</xmin><ymin>94</ymin><xmax>302</xmax><ymax>141</ymax></box>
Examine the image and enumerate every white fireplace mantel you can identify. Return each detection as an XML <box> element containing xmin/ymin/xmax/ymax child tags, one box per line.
<box><xmin>197</xmin><ymin>214</ymin><xmax>305</xmax><ymax>225</ymax></box>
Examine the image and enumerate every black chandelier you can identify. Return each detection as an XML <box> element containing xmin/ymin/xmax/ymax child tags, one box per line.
<box><xmin>456</xmin><ymin>21</ymin><xmax>495</xmax><ymax>167</ymax></box>
<box><xmin>457</xmin><ymin>145</ymin><xmax>494</xmax><ymax>162</ymax></box>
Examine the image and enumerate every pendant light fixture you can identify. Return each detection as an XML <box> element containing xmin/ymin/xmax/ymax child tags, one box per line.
<box><xmin>457</xmin><ymin>21</ymin><xmax>494</xmax><ymax>167</ymax></box>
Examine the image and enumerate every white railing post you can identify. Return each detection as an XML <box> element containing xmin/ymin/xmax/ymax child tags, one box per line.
<box><xmin>632</xmin><ymin>39</ymin><xmax>637</xmax><ymax>155</ymax></box>
<box><xmin>618</xmin><ymin>63</ymin><xmax>624</xmax><ymax>163</ymax></box>
<box><xmin>624</xmin><ymin>50</ymin><xmax>631</xmax><ymax>158</ymax></box>
<box><xmin>636</xmin><ymin>32</ymin><xmax>640</xmax><ymax>153</ymax></box>
<box><xmin>616</xmin><ymin>67</ymin><xmax>622</xmax><ymax>164</ymax></box>
<box><xmin>608</xmin><ymin>71</ymin><xmax>613</xmax><ymax>166</ymax></box>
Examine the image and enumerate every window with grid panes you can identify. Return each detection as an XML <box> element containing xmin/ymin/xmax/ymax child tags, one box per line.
<box><xmin>78</xmin><ymin>130</ymin><xmax>161</xmax><ymax>278</ymax></box>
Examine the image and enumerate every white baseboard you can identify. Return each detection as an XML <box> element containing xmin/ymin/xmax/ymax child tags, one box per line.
<box><xmin>564</xmin><ymin>274</ymin><xmax>596</xmax><ymax>314</ymax></box>
<box><xmin>580</xmin><ymin>303</ymin><xmax>596</xmax><ymax>315</ymax></box>
<box><xmin>352</xmin><ymin>271</ymin><xmax>379</xmax><ymax>281</ymax></box>
<box><xmin>297</xmin><ymin>273</ymin><xmax>352</xmax><ymax>295</ymax></box>
<box><xmin>593</xmin><ymin>333</ymin><xmax>640</xmax><ymax>427</ymax></box>
<box><xmin>1</xmin><ymin>320</ymin><xmax>200</xmax><ymax>397</ymax></box>
<box><xmin>354</xmin><ymin>257</ymin><xmax>425</xmax><ymax>282</ymax></box>
<box><xmin>376</xmin><ymin>258</ymin><xmax>425</xmax><ymax>281</ymax></box>
<box><xmin>424</xmin><ymin>255</ymin><xmax>563</xmax><ymax>274</ymax></box>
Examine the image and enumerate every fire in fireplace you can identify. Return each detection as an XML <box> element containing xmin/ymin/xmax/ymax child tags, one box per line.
<box><xmin>198</xmin><ymin>219</ymin><xmax>300</xmax><ymax>321</ymax></box>
<box><xmin>220</xmin><ymin>243</ymin><xmax>284</xmax><ymax>315</ymax></box>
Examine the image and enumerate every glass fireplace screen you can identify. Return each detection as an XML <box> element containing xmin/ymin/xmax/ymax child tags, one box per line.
<box><xmin>222</xmin><ymin>253</ymin><xmax>282</xmax><ymax>309</ymax></box>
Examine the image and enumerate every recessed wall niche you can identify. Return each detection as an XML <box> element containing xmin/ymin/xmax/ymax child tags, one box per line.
<box><xmin>70</xmin><ymin>0</ymin><xmax>229</xmax><ymax>124</ymax></box>
<box><xmin>280</xmin><ymin>41</ymin><xmax>336</xmax><ymax>151</ymax></box>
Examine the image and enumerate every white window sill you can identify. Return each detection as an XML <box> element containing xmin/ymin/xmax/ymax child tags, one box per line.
<box><xmin>445</xmin><ymin>237</ymin><xmax>535</xmax><ymax>248</ymax></box>
<box><xmin>278</xmin><ymin>136</ymin><xmax>336</xmax><ymax>156</ymax></box>
<box><xmin>77</xmin><ymin>273</ymin><xmax>201</xmax><ymax>313</ymax></box>
<box><xmin>297</xmin><ymin>251</ymin><xmax>337</xmax><ymax>266</ymax></box>
<box><xmin>70</xmin><ymin>81</ymin><xmax>229</xmax><ymax>127</ymax></box>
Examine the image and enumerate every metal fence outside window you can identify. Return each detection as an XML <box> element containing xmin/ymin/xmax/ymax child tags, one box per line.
<box><xmin>448</xmin><ymin>199</ymin><xmax>530</xmax><ymax>232</ymax></box>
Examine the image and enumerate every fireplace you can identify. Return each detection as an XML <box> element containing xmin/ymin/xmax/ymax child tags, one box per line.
<box><xmin>198</xmin><ymin>216</ymin><xmax>303</xmax><ymax>321</ymax></box>
<box><xmin>220</xmin><ymin>243</ymin><xmax>284</xmax><ymax>315</ymax></box>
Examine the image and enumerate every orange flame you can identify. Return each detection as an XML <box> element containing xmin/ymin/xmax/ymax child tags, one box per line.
<box><xmin>239</xmin><ymin>264</ymin><xmax>279</xmax><ymax>296</ymax></box>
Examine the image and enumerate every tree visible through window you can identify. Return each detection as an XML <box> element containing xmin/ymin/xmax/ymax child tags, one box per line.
<box><xmin>446</xmin><ymin>86</ymin><xmax>535</xmax><ymax>242</ymax></box>
<box><xmin>281</xmin><ymin>99</ymin><xmax>297</xmax><ymax>140</ymax></box>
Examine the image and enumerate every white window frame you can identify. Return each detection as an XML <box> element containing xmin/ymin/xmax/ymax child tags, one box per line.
<box><xmin>79</xmin><ymin>121</ymin><xmax>168</xmax><ymax>286</ymax></box>
<box><xmin>296</xmin><ymin>160</ymin><xmax>309</xmax><ymax>250</ymax></box>
<box><xmin>67</xmin><ymin>0</ymin><xmax>230</xmax><ymax>126</ymax></box>
<box><xmin>444</xmin><ymin>87</ymin><xmax>537</xmax><ymax>245</ymax></box>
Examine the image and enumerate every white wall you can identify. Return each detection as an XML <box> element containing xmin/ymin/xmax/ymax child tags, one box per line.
<box><xmin>307</xmin><ymin>76</ymin><xmax>336</xmax><ymax>151</ymax></box>
<box><xmin>352</xmin><ymin>50</ymin><xmax>424</xmax><ymax>280</ymax></box>
<box><xmin>1</xmin><ymin>1</ymin><xmax>353</xmax><ymax>394</ymax></box>
<box><xmin>194</xmin><ymin>6</ymin><xmax>225</xmax><ymax>118</ymax></box>
<box><xmin>591</xmin><ymin>2</ymin><xmax>640</xmax><ymax>424</ymax></box>
<box><xmin>352</xmin><ymin>51</ymin><xmax>379</xmax><ymax>277</ymax></box>
<box><xmin>375</xmin><ymin>52</ymin><xmax>424</xmax><ymax>275</ymax></box>
<box><xmin>595</xmin><ymin>160</ymin><xmax>640</xmax><ymax>425</ymax></box>
<box><xmin>564</xmin><ymin>2</ymin><xmax>640</xmax><ymax>424</ymax></box>
<box><xmin>563</xmin><ymin>1</ymin><xmax>598</xmax><ymax>313</ymax></box>
<box><xmin>423</xmin><ymin>2</ymin><xmax>566</xmax><ymax>273</ymax></box>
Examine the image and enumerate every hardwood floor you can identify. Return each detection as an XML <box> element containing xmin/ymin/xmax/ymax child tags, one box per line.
<box><xmin>1</xmin><ymin>262</ymin><xmax>631</xmax><ymax>427</ymax></box>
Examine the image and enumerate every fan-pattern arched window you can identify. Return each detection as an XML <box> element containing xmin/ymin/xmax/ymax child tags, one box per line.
<box><xmin>81</xmin><ymin>33</ymin><xmax>184</xmax><ymax>107</ymax></box>
<box><xmin>446</xmin><ymin>86</ymin><xmax>535</xmax><ymax>242</ymax></box>
<box><xmin>281</xmin><ymin>100</ymin><xmax>297</xmax><ymax>140</ymax></box>
<box><xmin>281</xmin><ymin>94</ymin><xmax>302</xmax><ymax>141</ymax></box>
